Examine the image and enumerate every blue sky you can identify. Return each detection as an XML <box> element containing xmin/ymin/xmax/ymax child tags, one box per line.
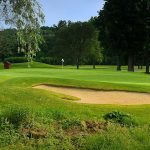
<box><xmin>40</xmin><ymin>0</ymin><xmax>104</xmax><ymax>26</ymax></box>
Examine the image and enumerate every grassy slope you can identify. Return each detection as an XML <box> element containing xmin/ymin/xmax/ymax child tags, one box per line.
<box><xmin>0</xmin><ymin>62</ymin><xmax>150</xmax><ymax>124</ymax></box>
<box><xmin>1</xmin><ymin>62</ymin><xmax>150</xmax><ymax>149</ymax></box>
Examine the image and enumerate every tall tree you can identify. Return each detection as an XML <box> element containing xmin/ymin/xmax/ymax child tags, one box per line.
<box><xmin>143</xmin><ymin>0</ymin><xmax>150</xmax><ymax>74</ymax></box>
<box><xmin>0</xmin><ymin>0</ymin><xmax>44</xmax><ymax>67</ymax></box>
<box><xmin>0</xmin><ymin>29</ymin><xmax>17</xmax><ymax>61</ymax></box>
<box><xmin>54</xmin><ymin>21</ymin><xmax>99</xmax><ymax>69</ymax></box>
<box><xmin>53</xmin><ymin>20</ymin><xmax>67</xmax><ymax>31</ymax></box>
<box><xmin>97</xmin><ymin>0</ymin><xmax>149</xmax><ymax>72</ymax></box>
<box><xmin>86</xmin><ymin>33</ymin><xmax>103</xmax><ymax>69</ymax></box>
<box><xmin>38</xmin><ymin>26</ymin><xmax>56</xmax><ymax>58</ymax></box>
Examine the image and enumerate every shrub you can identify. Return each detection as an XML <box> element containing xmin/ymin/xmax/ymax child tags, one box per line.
<box><xmin>52</xmin><ymin>110</ymin><xmax>67</xmax><ymax>121</ymax></box>
<box><xmin>39</xmin><ymin>57</ymin><xmax>59</xmax><ymax>65</ymax></box>
<box><xmin>61</xmin><ymin>119</ymin><xmax>81</xmax><ymax>129</ymax></box>
<box><xmin>103</xmin><ymin>111</ymin><xmax>137</xmax><ymax>126</ymax></box>
<box><xmin>4</xmin><ymin>57</ymin><xmax>28</xmax><ymax>63</ymax></box>
<box><xmin>0</xmin><ymin>121</ymin><xmax>19</xmax><ymax>147</ymax></box>
<box><xmin>0</xmin><ymin>108</ymin><xmax>29</xmax><ymax>128</ymax></box>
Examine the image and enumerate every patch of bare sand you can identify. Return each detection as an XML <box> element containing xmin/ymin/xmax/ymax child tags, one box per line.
<box><xmin>33</xmin><ymin>85</ymin><xmax>150</xmax><ymax>105</ymax></box>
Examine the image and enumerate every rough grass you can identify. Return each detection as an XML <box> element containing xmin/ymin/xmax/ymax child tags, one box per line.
<box><xmin>0</xmin><ymin>62</ymin><xmax>150</xmax><ymax>149</ymax></box>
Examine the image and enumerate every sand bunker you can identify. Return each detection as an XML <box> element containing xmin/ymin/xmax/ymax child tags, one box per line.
<box><xmin>34</xmin><ymin>85</ymin><xmax>150</xmax><ymax>105</ymax></box>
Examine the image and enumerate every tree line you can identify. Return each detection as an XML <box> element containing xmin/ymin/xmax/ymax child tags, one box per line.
<box><xmin>0</xmin><ymin>0</ymin><xmax>149</xmax><ymax>72</ymax></box>
<box><xmin>0</xmin><ymin>21</ymin><xmax>103</xmax><ymax>69</ymax></box>
<box><xmin>95</xmin><ymin>0</ymin><xmax>150</xmax><ymax>73</ymax></box>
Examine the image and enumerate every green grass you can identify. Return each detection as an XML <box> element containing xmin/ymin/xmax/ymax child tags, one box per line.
<box><xmin>0</xmin><ymin>62</ymin><xmax>150</xmax><ymax>149</ymax></box>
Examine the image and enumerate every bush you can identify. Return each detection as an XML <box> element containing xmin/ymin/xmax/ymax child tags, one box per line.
<box><xmin>61</xmin><ymin>119</ymin><xmax>81</xmax><ymax>129</ymax></box>
<box><xmin>52</xmin><ymin>110</ymin><xmax>67</xmax><ymax>121</ymax></box>
<box><xmin>0</xmin><ymin>108</ymin><xmax>29</xmax><ymax>128</ymax></box>
<box><xmin>5</xmin><ymin>57</ymin><xmax>28</xmax><ymax>63</ymax></box>
<box><xmin>39</xmin><ymin>57</ymin><xmax>59</xmax><ymax>65</ymax></box>
<box><xmin>103</xmin><ymin>111</ymin><xmax>137</xmax><ymax>126</ymax></box>
<box><xmin>0</xmin><ymin>122</ymin><xmax>19</xmax><ymax>147</ymax></box>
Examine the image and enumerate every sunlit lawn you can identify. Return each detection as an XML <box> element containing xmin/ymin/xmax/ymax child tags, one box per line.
<box><xmin>0</xmin><ymin>62</ymin><xmax>150</xmax><ymax>149</ymax></box>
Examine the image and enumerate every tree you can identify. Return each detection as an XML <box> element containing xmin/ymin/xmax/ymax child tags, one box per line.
<box><xmin>143</xmin><ymin>0</ymin><xmax>150</xmax><ymax>74</ymax></box>
<box><xmin>54</xmin><ymin>21</ymin><xmax>99</xmax><ymax>69</ymax></box>
<box><xmin>38</xmin><ymin>26</ymin><xmax>56</xmax><ymax>58</ymax></box>
<box><xmin>95</xmin><ymin>9</ymin><xmax>125</xmax><ymax>71</ymax></box>
<box><xmin>0</xmin><ymin>29</ymin><xmax>17</xmax><ymax>61</ymax></box>
<box><xmin>0</xmin><ymin>0</ymin><xmax>44</xmax><ymax>67</ymax></box>
<box><xmin>53</xmin><ymin>20</ymin><xmax>67</xmax><ymax>31</ymax></box>
<box><xmin>97</xmin><ymin>0</ymin><xmax>149</xmax><ymax>72</ymax></box>
<box><xmin>86</xmin><ymin>33</ymin><xmax>103</xmax><ymax>69</ymax></box>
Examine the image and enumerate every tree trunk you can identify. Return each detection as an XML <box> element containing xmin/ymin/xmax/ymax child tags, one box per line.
<box><xmin>116</xmin><ymin>56</ymin><xmax>121</xmax><ymax>71</ymax></box>
<box><xmin>146</xmin><ymin>59</ymin><xmax>150</xmax><ymax>74</ymax></box>
<box><xmin>140</xmin><ymin>65</ymin><xmax>143</xmax><ymax>69</ymax></box>
<box><xmin>146</xmin><ymin>65</ymin><xmax>149</xmax><ymax>74</ymax></box>
<box><xmin>28</xmin><ymin>61</ymin><xmax>31</xmax><ymax>68</ymax></box>
<box><xmin>128</xmin><ymin>54</ymin><xmax>134</xmax><ymax>72</ymax></box>
<box><xmin>93</xmin><ymin>65</ymin><xmax>96</xmax><ymax>69</ymax></box>
<box><xmin>138</xmin><ymin>65</ymin><xmax>140</xmax><ymax>69</ymax></box>
<box><xmin>117</xmin><ymin>65</ymin><xmax>121</xmax><ymax>71</ymax></box>
<box><xmin>76</xmin><ymin>58</ymin><xmax>80</xmax><ymax>69</ymax></box>
<box><xmin>93</xmin><ymin>61</ymin><xmax>96</xmax><ymax>69</ymax></box>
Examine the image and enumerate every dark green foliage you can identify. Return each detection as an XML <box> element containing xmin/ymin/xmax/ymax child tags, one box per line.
<box><xmin>39</xmin><ymin>57</ymin><xmax>59</xmax><ymax>65</ymax></box>
<box><xmin>61</xmin><ymin>119</ymin><xmax>81</xmax><ymax>129</ymax></box>
<box><xmin>96</xmin><ymin>0</ymin><xmax>150</xmax><ymax>72</ymax></box>
<box><xmin>54</xmin><ymin>21</ymin><xmax>101</xmax><ymax>69</ymax></box>
<box><xmin>52</xmin><ymin>111</ymin><xmax>67</xmax><ymax>121</ymax></box>
<box><xmin>5</xmin><ymin>57</ymin><xmax>28</xmax><ymax>63</ymax></box>
<box><xmin>0</xmin><ymin>29</ymin><xmax>18</xmax><ymax>61</ymax></box>
<box><xmin>0</xmin><ymin>108</ymin><xmax>29</xmax><ymax>128</ymax></box>
<box><xmin>103</xmin><ymin>111</ymin><xmax>137</xmax><ymax>126</ymax></box>
<box><xmin>38</xmin><ymin>26</ymin><xmax>56</xmax><ymax>59</ymax></box>
<box><xmin>0</xmin><ymin>22</ymin><xmax>103</xmax><ymax>67</ymax></box>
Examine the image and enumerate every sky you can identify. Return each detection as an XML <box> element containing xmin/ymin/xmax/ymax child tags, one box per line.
<box><xmin>0</xmin><ymin>0</ymin><xmax>104</xmax><ymax>29</ymax></box>
<box><xmin>40</xmin><ymin>0</ymin><xmax>104</xmax><ymax>26</ymax></box>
